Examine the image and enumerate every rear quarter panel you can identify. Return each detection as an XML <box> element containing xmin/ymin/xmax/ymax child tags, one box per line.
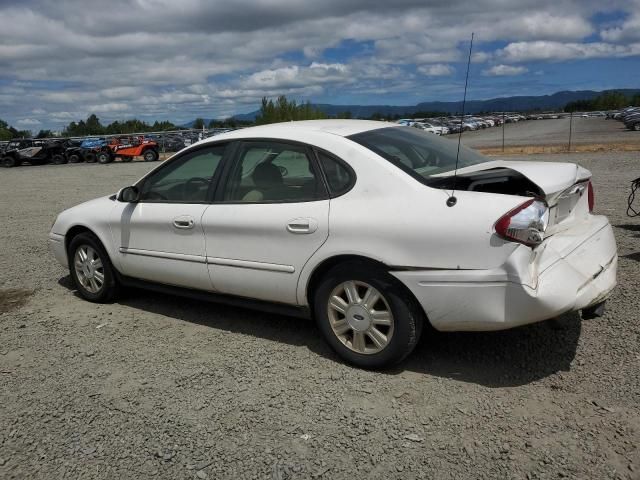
<box><xmin>295</xmin><ymin>138</ymin><xmax>527</xmax><ymax>305</ymax></box>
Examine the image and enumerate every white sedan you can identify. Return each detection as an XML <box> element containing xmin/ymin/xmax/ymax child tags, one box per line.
<box><xmin>49</xmin><ymin>120</ymin><xmax>617</xmax><ymax>368</ymax></box>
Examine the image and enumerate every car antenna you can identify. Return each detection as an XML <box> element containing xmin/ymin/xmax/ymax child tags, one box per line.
<box><xmin>447</xmin><ymin>32</ymin><xmax>474</xmax><ymax>208</ymax></box>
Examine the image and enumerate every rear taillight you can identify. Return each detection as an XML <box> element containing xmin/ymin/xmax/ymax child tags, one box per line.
<box><xmin>495</xmin><ymin>199</ymin><xmax>549</xmax><ymax>247</ymax></box>
<box><xmin>587</xmin><ymin>181</ymin><xmax>594</xmax><ymax>212</ymax></box>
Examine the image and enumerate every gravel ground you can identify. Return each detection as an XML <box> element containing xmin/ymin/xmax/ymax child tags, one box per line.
<box><xmin>1</xmin><ymin>151</ymin><xmax>639</xmax><ymax>479</ymax></box>
<box><xmin>460</xmin><ymin>117</ymin><xmax>640</xmax><ymax>149</ymax></box>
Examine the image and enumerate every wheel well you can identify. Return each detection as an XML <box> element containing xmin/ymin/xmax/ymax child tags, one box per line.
<box><xmin>65</xmin><ymin>226</ymin><xmax>96</xmax><ymax>254</ymax></box>
<box><xmin>305</xmin><ymin>254</ymin><xmax>430</xmax><ymax>327</ymax></box>
<box><xmin>306</xmin><ymin>255</ymin><xmax>391</xmax><ymax>307</ymax></box>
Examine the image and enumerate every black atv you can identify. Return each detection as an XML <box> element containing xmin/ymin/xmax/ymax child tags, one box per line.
<box><xmin>1</xmin><ymin>139</ymin><xmax>67</xmax><ymax>168</ymax></box>
<box><xmin>62</xmin><ymin>139</ymin><xmax>85</xmax><ymax>163</ymax></box>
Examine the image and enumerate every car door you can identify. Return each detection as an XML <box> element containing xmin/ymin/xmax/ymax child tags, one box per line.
<box><xmin>201</xmin><ymin>140</ymin><xmax>330</xmax><ymax>305</ymax></box>
<box><xmin>110</xmin><ymin>144</ymin><xmax>227</xmax><ymax>291</ymax></box>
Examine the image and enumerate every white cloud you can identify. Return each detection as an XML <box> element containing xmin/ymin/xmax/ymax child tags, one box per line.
<box><xmin>601</xmin><ymin>12</ymin><xmax>640</xmax><ymax>42</ymax></box>
<box><xmin>87</xmin><ymin>103</ymin><xmax>131</xmax><ymax>113</ymax></box>
<box><xmin>242</xmin><ymin>63</ymin><xmax>351</xmax><ymax>90</ymax></box>
<box><xmin>417</xmin><ymin>64</ymin><xmax>454</xmax><ymax>76</ymax></box>
<box><xmin>482</xmin><ymin>64</ymin><xmax>529</xmax><ymax>76</ymax></box>
<box><xmin>499</xmin><ymin>41</ymin><xmax>640</xmax><ymax>62</ymax></box>
<box><xmin>17</xmin><ymin>118</ymin><xmax>42</xmax><ymax>125</ymax></box>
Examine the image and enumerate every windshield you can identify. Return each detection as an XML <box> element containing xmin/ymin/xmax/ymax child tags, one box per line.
<box><xmin>348</xmin><ymin>126</ymin><xmax>489</xmax><ymax>182</ymax></box>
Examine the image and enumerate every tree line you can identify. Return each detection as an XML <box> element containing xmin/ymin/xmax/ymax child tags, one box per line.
<box><xmin>61</xmin><ymin>115</ymin><xmax>178</xmax><ymax>137</ymax></box>
<box><xmin>0</xmin><ymin>119</ymin><xmax>32</xmax><ymax>141</ymax></box>
<box><xmin>564</xmin><ymin>91</ymin><xmax>640</xmax><ymax>112</ymax></box>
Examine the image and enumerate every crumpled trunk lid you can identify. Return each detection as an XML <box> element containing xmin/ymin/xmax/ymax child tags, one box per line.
<box><xmin>496</xmin><ymin>161</ymin><xmax>591</xmax><ymax>198</ymax></box>
<box><xmin>432</xmin><ymin>160</ymin><xmax>592</xmax><ymax>232</ymax></box>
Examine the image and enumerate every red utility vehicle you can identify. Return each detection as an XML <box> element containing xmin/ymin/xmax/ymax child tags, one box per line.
<box><xmin>96</xmin><ymin>136</ymin><xmax>159</xmax><ymax>164</ymax></box>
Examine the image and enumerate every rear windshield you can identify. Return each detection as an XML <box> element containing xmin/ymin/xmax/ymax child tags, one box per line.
<box><xmin>348</xmin><ymin>126</ymin><xmax>489</xmax><ymax>183</ymax></box>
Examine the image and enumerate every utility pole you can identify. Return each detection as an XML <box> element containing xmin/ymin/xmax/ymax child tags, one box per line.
<box><xmin>502</xmin><ymin>111</ymin><xmax>505</xmax><ymax>153</ymax></box>
<box><xmin>568</xmin><ymin>111</ymin><xmax>573</xmax><ymax>152</ymax></box>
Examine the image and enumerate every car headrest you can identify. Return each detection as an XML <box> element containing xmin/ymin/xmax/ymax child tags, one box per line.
<box><xmin>253</xmin><ymin>162</ymin><xmax>283</xmax><ymax>188</ymax></box>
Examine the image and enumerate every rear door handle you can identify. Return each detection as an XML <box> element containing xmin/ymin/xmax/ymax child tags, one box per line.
<box><xmin>286</xmin><ymin>218</ymin><xmax>318</xmax><ymax>234</ymax></box>
<box><xmin>173</xmin><ymin>216</ymin><xmax>195</xmax><ymax>229</ymax></box>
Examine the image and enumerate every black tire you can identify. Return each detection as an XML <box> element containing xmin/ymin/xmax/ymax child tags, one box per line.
<box><xmin>634</xmin><ymin>123</ymin><xmax>640</xmax><ymax>132</ymax></box>
<box><xmin>96</xmin><ymin>151</ymin><xmax>112</xmax><ymax>164</ymax></box>
<box><xmin>313</xmin><ymin>261</ymin><xmax>423</xmax><ymax>369</ymax></box>
<box><xmin>143</xmin><ymin>149</ymin><xmax>159</xmax><ymax>162</ymax></box>
<box><xmin>68</xmin><ymin>232</ymin><xmax>119</xmax><ymax>303</ymax></box>
<box><xmin>51</xmin><ymin>154</ymin><xmax>66</xmax><ymax>165</ymax></box>
<box><xmin>84</xmin><ymin>152</ymin><xmax>97</xmax><ymax>163</ymax></box>
<box><xmin>1</xmin><ymin>156</ymin><xmax>16</xmax><ymax>168</ymax></box>
<box><xmin>68</xmin><ymin>153</ymin><xmax>81</xmax><ymax>163</ymax></box>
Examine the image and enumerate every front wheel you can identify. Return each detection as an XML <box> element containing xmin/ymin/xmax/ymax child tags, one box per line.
<box><xmin>67</xmin><ymin>153</ymin><xmax>81</xmax><ymax>163</ymax></box>
<box><xmin>143</xmin><ymin>149</ymin><xmax>159</xmax><ymax>162</ymax></box>
<box><xmin>51</xmin><ymin>154</ymin><xmax>66</xmax><ymax>165</ymax></box>
<box><xmin>1</xmin><ymin>156</ymin><xmax>16</xmax><ymax>168</ymax></box>
<box><xmin>96</xmin><ymin>151</ymin><xmax>112</xmax><ymax>164</ymax></box>
<box><xmin>313</xmin><ymin>263</ymin><xmax>423</xmax><ymax>369</ymax></box>
<box><xmin>68</xmin><ymin>233</ymin><xmax>119</xmax><ymax>303</ymax></box>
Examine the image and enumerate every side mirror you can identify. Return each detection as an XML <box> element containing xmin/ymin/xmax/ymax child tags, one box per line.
<box><xmin>117</xmin><ymin>186</ymin><xmax>140</xmax><ymax>203</ymax></box>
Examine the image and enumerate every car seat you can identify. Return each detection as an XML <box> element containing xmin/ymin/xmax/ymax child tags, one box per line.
<box><xmin>242</xmin><ymin>162</ymin><xmax>284</xmax><ymax>202</ymax></box>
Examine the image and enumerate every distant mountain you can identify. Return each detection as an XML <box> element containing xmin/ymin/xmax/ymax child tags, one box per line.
<box><xmin>186</xmin><ymin>89</ymin><xmax>640</xmax><ymax>124</ymax></box>
<box><xmin>180</xmin><ymin>118</ymin><xmax>217</xmax><ymax>128</ymax></box>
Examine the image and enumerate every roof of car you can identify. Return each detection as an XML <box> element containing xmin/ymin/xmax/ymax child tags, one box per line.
<box><xmin>203</xmin><ymin>119</ymin><xmax>400</xmax><ymax>143</ymax></box>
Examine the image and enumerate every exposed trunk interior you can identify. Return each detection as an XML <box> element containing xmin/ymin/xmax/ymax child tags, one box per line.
<box><xmin>426</xmin><ymin>168</ymin><xmax>544</xmax><ymax>197</ymax></box>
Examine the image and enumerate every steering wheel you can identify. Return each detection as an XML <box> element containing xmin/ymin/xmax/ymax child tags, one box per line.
<box><xmin>184</xmin><ymin>177</ymin><xmax>211</xmax><ymax>198</ymax></box>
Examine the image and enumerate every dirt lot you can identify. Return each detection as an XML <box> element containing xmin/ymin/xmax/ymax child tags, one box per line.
<box><xmin>1</xmin><ymin>149</ymin><xmax>639</xmax><ymax>479</ymax></box>
<box><xmin>461</xmin><ymin>117</ymin><xmax>640</xmax><ymax>152</ymax></box>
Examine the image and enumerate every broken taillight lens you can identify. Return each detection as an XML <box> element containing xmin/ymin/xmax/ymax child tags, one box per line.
<box><xmin>495</xmin><ymin>199</ymin><xmax>549</xmax><ymax>247</ymax></box>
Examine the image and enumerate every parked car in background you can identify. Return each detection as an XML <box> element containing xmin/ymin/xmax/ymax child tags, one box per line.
<box><xmin>93</xmin><ymin>136</ymin><xmax>159</xmax><ymax>164</ymax></box>
<box><xmin>49</xmin><ymin>120</ymin><xmax>617</xmax><ymax>369</ymax></box>
<box><xmin>1</xmin><ymin>138</ymin><xmax>67</xmax><ymax>167</ymax></box>
<box><xmin>62</xmin><ymin>139</ymin><xmax>84</xmax><ymax>163</ymax></box>
<box><xmin>160</xmin><ymin>135</ymin><xmax>186</xmax><ymax>152</ymax></box>
<box><xmin>79</xmin><ymin>138</ymin><xmax>108</xmax><ymax>163</ymax></box>
<box><xmin>412</xmin><ymin>122</ymin><xmax>439</xmax><ymax>134</ymax></box>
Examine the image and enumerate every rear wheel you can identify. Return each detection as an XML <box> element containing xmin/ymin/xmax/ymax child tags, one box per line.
<box><xmin>143</xmin><ymin>149</ymin><xmax>159</xmax><ymax>162</ymax></box>
<box><xmin>68</xmin><ymin>233</ymin><xmax>119</xmax><ymax>303</ymax></box>
<box><xmin>96</xmin><ymin>151</ymin><xmax>112</xmax><ymax>164</ymax></box>
<box><xmin>84</xmin><ymin>152</ymin><xmax>97</xmax><ymax>163</ymax></box>
<box><xmin>51</xmin><ymin>154</ymin><xmax>66</xmax><ymax>165</ymax></box>
<box><xmin>313</xmin><ymin>262</ymin><xmax>423</xmax><ymax>369</ymax></box>
<box><xmin>68</xmin><ymin>153</ymin><xmax>81</xmax><ymax>163</ymax></box>
<box><xmin>1</xmin><ymin>156</ymin><xmax>16</xmax><ymax>168</ymax></box>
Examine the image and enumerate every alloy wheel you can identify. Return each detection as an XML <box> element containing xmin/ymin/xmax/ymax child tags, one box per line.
<box><xmin>327</xmin><ymin>280</ymin><xmax>394</xmax><ymax>354</ymax></box>
<box><xmin>74</xmin><ymin>245</ymin><xmax>105</xmax><ymax>294</ymax></box>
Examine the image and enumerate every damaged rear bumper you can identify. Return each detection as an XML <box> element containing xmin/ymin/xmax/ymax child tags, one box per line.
<box><xmin>391</xmin><ymin>215</ymin><xmax>617</xmax><ymax>332</ymax></box>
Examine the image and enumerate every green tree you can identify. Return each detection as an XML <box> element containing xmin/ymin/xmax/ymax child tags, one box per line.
<box><xmin>255</xmin><ymin>96</ymin><xmax>327</xmax><ymax>125</ymax></box>
<box><xmin>193</xmin><ymin>118</ymin><xmax>206</xmax><ymax>130</ymax></box>
<box><xmin>85</xmin><ymin>114</ymin><xmax>103</xmax><ymax>134</ymax></box>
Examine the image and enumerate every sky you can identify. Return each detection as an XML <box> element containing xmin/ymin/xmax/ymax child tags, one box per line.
<box><xmin>0</xmin><ymin>0</ymin><xmax>639</xmax><ymax>130</ymax></box>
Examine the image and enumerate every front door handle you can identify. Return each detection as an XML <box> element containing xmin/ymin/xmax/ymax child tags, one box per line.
<box><xmin>173</xmin><ymin>216</ymin><xmax>195</xmax><ymax>229</ymax></box>
<box><xmin>286</xmin><ymin>218</ymin><xmax>318</xmax><ymax>234</ymax></box>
